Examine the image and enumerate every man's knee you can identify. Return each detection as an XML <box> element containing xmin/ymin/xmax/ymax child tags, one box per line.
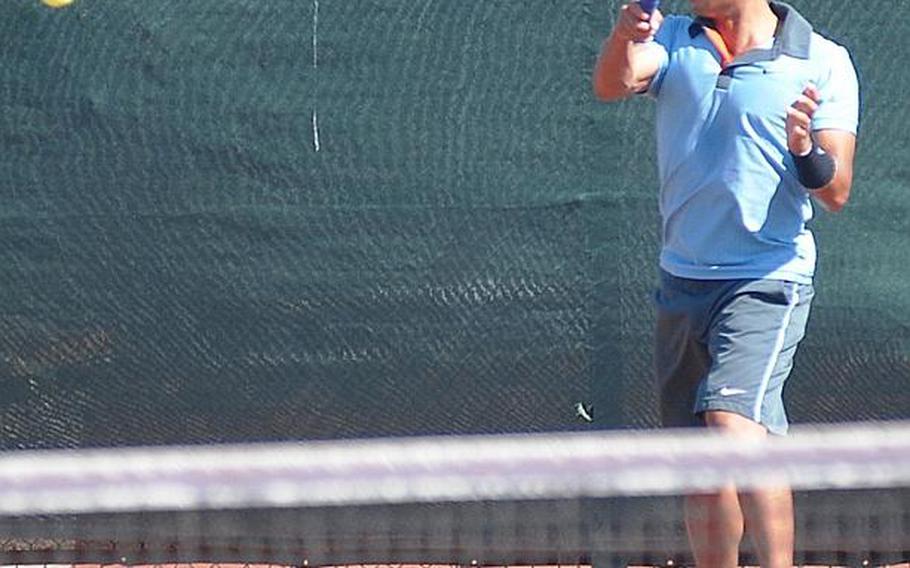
<box><xmin>702</xmin><ymin>410</ymin><xmax>768</xmax><ymax>438</ymax></box>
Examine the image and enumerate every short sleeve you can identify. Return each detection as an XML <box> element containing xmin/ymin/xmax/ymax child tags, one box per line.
<box><xmin>811</xmin><ymin>44</ymin><xmax>860</xmax><ymax>134</ymax></box>
<box><xmin>644</xmin><ymin>15</ymin><xmax>684</xmax><ymax>98</ymax></box>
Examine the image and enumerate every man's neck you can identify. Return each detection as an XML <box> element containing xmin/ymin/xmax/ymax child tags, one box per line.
<box><xmin>711</xmin><ymin>1</ymin><xmax>779</xmax><ymax>56</ymax></box>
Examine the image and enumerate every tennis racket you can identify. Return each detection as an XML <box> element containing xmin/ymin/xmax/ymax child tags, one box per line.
<box><xmin>639</xmin><ymin>0</ymin><xmax>660</xmax><ymax>13</ymax></box>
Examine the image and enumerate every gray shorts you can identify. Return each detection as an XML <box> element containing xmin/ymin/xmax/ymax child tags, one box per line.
<box><xmin>654</xmin><ymin>270</ymin><xmax>814</xmax><ymax>435</ymax></box>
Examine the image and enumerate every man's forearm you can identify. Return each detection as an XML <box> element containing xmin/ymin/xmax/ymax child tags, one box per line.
<box><xmin>592</xmin><ymin>3</ymin><xmax>663</xmax><ymax>102</ymax></box>
<box><xmin>809</xmin><ymin>130</ymin><xmax>856</xmax><ymax>213</ymax></box>
<box><xmin>593</xmin><ymin>34</ymin><xmax>648</xmax><ymax>101</ymax></box>
<box><xmin>809</xmin><ymin>148</ymin><xmax>853</xmax><ymax>213</ymax></box>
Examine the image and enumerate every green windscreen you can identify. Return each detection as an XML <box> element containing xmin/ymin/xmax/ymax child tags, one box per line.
<box><xmin>0</xmin><ymin>0</ymin><xmax>906</xmax><ymax>448</ymax></box>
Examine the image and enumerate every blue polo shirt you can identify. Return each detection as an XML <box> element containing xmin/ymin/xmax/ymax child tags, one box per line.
<box><xmin>645</xmin><ymin>2</ymin><xmax>860</xmax><ymax>284</ymax></box>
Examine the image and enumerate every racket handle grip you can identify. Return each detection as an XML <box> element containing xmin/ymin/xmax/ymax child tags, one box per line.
<box><xmin>638</xmin><ymin>0</ymin><xmax>660</xmax><ymax>13</ymax></box>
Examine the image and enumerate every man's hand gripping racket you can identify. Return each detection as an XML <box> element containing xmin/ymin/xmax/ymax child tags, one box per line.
<box><xmin>616</xmin><ymin>0</ymin><xmax>663</xmax><ymax>43</ymax></box>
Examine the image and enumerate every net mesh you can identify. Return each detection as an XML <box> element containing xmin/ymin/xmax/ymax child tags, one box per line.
<box><xmin>1</xmin><ymin>423</ymin><xmax>909</xmax><ymax>567</ymax></box>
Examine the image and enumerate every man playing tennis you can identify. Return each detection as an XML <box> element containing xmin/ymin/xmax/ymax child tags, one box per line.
<box><xmin>592</xmin><ymin>1</ymin><xmax>859</xmax><ymax>566</ymax></box>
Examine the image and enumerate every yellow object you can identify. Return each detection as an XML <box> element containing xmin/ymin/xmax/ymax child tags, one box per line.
<box><xmin>41</xmin><ymin>0</ymin><xmax>74</xmax><ymax>8</ymax></box>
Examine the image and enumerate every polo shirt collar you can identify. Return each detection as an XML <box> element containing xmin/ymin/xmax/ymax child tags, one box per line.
<box><xmin>687</xmin><ymin>2</ymin><xmax>812</xmax><ymax>59</ymax></box>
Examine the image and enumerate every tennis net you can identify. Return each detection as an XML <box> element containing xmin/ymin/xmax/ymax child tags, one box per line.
<box><xmin>1</xmin><ymin>421</ymin><xmax>909</xmax><ymax>567</ymax></box>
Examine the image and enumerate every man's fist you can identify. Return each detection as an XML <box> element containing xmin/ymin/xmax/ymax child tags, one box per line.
<box><xmin>787</xmin><ymin>84</ymin><xmax>821</xmax><ymax>156</ymax></box>
<box><xmin>614</xmin><ymin>2</ymin><xmax>663</xmax><ymax>43</ymax></box>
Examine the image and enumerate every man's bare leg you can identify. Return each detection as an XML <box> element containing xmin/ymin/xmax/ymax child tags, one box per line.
<box><xmin>686</xmin><ymin>484</ymin><xmax>744</xmax><ymax>568</ymax></box>
<box><xmin>740</xmin><ymin>484</ymin><xmax>794</xmax><ymax>568</ymax></box>
<box><xmin>685</xmin><ymin>410</ymin><xmax>794</xmax><ymax>568</ymax></box>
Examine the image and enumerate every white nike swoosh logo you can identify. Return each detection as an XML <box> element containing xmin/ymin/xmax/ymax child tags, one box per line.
<box><xmin>718</xmin><ymin>387</ymin><xmax>748</xmax><ymax>397</ymax></box>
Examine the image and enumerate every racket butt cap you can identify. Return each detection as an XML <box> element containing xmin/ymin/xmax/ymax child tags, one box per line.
<box><xmin>639</xmin><ymin>0</ymin><xmax>660</xmax><ymax>13</ymax></box>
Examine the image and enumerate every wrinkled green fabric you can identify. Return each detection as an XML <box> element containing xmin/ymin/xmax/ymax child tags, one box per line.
<box><xmin>0</xmin><ymin>0</ymin><xmax>905</xmax><ymax>448</ymax></box>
